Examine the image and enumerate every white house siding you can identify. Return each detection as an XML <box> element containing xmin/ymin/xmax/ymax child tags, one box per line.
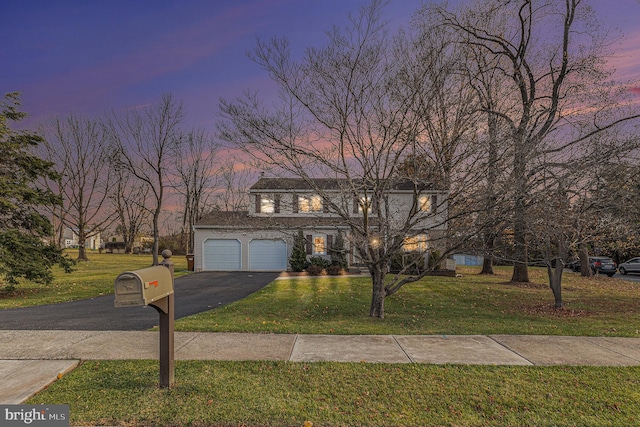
<box><xmin>386</xmin><ymin>192</ymin><xmax>448</xmax><ymax>231</ymax></box>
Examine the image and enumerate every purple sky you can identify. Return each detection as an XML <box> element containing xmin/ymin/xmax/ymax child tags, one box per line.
<box><xmin>2</xmin><ymin>0</ymin><xmax>639</xmax><ymax>134</ymax></box>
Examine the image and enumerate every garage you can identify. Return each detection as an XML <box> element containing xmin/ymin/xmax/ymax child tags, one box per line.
<box><xmin>203</xmin><ymin>239</ymin><xmax>241</xmax><ymax>271</ymax></box>
<box><xmin>249</xmin><ymin>239</ymin><xmax>287</xmax><ymax>271</ymax></box>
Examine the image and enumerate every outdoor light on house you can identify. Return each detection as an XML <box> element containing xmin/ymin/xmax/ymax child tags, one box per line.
<box><xmin>369</xmin><ymin>234</ymin><xmax>381</xmax><ymax>250</ymax></box>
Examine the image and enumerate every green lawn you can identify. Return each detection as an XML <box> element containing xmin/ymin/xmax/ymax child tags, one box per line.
<box><xmin>30</xmin><ymin>361</ymin><xmax>640</xmax><ymax>427</ymax></box>
<box><xmin>0</xmin><ymin>250</ymin><xmax>189</xmax><ymax>309</ymax></box>
<box><xmin>11</xmin><ymin>256</ymin><xmax>640</xmax><ymax>426</ymax></box>
<box><xmin>176</xmin><ymin>266</ymin><xmax>640</xmax><ymax>337</ymax></box>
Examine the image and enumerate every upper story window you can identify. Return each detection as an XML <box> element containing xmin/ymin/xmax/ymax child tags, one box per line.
<box><xmin>419</xmin><ymin>195</ymin><xmax>431</xmax><ymax>213</ymax></box>
<box><xmin>261</xmin><ymin>197</ymin><xmax>275</xmax><ymax>213</ymax></box>
<box><xmin>255</xmin><ymin>194</ymin><xmax>280</xmax><ymax>214</ymax></box>
<box><xmin>403</xmin><ymin>234</ymin><xmax>428</xmax><ymax>252</ymax></box>
<box><xmin>298</xmin><ymin>194</ymin><xmax>323</xmax><ymax>213</ymax></box>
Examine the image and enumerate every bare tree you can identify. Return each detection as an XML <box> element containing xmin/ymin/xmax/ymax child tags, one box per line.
<box><xmin>436</xmin><ymin>0</ymin><xmax>640</xmax><ymax>283</ymax></box>
<box><xmin>211</xmin><ymin>158</ymin><xmax>255</xmax><ymax>212</ymax></box>
<box><xmin>108</xmin><ymin>163</ymin><xmax>151</xmax><ymax>253</ymax></box>
<box><xmin>106</xmin><ymin>93</ymin><xmax>184</xmax><ymax>265</ymax></box>
<box><xmin>40</xmin><ymin>115</ymin><xmax>115</xmax><ymax>261</ymax></box>
<box><xmin>218</xmin><ymin>0</ymin><xmax>482</xmax><ymax>318</ymax></box>
<box><xmin>171</xmin><ymin>129</ymin><xmax>219</xmax><ymax>254</ymax></box>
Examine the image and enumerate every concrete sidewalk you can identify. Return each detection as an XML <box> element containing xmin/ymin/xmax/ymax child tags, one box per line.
<box><xmin>2</xmin><ymin>330</ymin><xmax>640</xmax><ymax>404</ymax></box>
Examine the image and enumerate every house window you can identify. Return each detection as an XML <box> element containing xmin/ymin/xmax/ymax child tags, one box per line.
<box><xmin>299</xmin><ymin>194</ymin><xmax>323</xmax><ymax>213</ymax></box>
<box><xmin>261</xmin><ymin>197</ymin><xmax>275</xmax><ymax>213</ymax></box>
<box><xmin>306</xmin><ymin>234</ymin><xmax>327</xmax><ymax>255</ymax></box>
<box><xmin>313</xmin><ymin>235</ymin><xmax>326</xmax><ymax>254</ymax></box>
<box><xmin>403</xmin><ymin>234</ymin><xmax>428</xmax><ymax>253</ymax></box>
<box><xmin>419</xmin><ymin>195</ymin><xmax>431</xmax><ymax>213</ymax></box>
<box><xmin>256</xmin><ymin>194</ymin><xmax>280</xmax><ymax>214</ymax></box>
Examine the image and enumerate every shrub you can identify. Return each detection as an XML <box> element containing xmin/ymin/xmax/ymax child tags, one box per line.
<box><xmin>329</xmin><ymin>231</ymin><xmax>348</xmax><ymax>269</ymax></box>
<box><xmin>306</xmin><ymin>264</ymin><xmax>324</xmax><ymax>276</ymax></box>
<box><xmin>308</xmin><ymin>256</ymin><xmax>331</xmax><ymax>269</ymax></box>
<box><xmin>326</xmin><ymin>264</ymin><xmax>343</xmax><ymax>275</ymax></box>
<box><xmin>429</xmin><ymin>249</ymin><xmax>442</xmax><ymax>270</ymax></box>
<box><xmin>290</xmin><ymin>230</ymin><xmax>309</xmax><ymax>272</ymax></box>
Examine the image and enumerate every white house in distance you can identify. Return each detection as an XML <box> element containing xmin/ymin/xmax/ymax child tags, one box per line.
<box><xmin>192</xmin><ymin>177</ymin><xmax>448</xmax><ymax>272</ymax></box>
<box><xmin>61</xmin><ymin>227</ymin><xmax>102</xmax><ymax>250</ymax></box>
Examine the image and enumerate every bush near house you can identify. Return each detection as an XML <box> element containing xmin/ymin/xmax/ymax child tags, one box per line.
<box><xmin>289</xmin><ymin>230</ymin><xmax>309</xmax><ymax>272</ymax></box>
<box><xmin>104</xmin><ymin>242</ymin><xmax>126</xmax><ymax>253</ymax></box>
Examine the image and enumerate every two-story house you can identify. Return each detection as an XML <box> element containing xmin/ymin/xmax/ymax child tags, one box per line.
<box><xmin>61</xmin><ymin>227</ymin><xmax>102</xmax><ymax>250</ymax></box>
<box><xmin>192</xmin><ymin>177</ymin><xmax>447</xmax><ymax>272</ymax></box>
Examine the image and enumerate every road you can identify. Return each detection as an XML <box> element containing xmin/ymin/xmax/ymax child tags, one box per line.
<box><xmin>566</xmin><ymin>269</ymin><xmax>640</xmax><ymax>283</ymax></box>
<box><xmin>614</xmin><ymin>273</ymin><xmax>640</xmax><ymax>283</ymax></box>
<box><xmin>0</xmin><ymin>271</ymin><xmax>279</xmax><ymax>331</ymax></box>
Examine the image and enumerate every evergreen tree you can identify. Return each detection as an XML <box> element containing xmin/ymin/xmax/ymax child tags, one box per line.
<box><xmin>0</xmin><ymin>93</ymin><xmax>73</xmax><ymax>290</ymax></box>
<box><xmin>330</xmin><ymin>230</ymin><xmax>348</xmax><ymax>269</ymax></box>
<box><xmin>289</xmin><ymin>229</ymin><xmax>309</xmax><ymax>272</ymax></box>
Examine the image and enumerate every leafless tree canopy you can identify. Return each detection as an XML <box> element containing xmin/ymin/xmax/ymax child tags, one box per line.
<box><xmin>106</xmin><ymin>93</ymin><xmax>185</xmax><ymax>265</ymax></box>
<box><xmin>39</xmin><ymin>115</ymin><xmax>115</xmax><ymax>261</ymax></box>
<box><xmin>219</xmin><ymin>0</ymin><xmax>486</xmax><ymax>318</ymax></box>
<box><xmin>433</xmin><ymin>0</ymin><xmax>640</xmax><ymax>286</ymax></box>
<box><xmin>219</xmin><ymin>0</ymin><xmax>639</xmax><ymax>315</ymax></box>
<box><xmin>171</xmin><ymin>129</ymin><xmax>219</xmax><ymax>254</ymax></box>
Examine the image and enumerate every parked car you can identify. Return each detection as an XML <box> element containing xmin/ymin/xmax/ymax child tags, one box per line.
<box><xmin>618</xmin><ymin>257</ymin><xmax>640</xmax><ymax>275</ymax></box>
<box><xmin>589</xmin><ymin>256</ymin><xmax>617</xmax><ymax>277</ymax></box>
<box><xmin>567</xmin><ymin>259</ymin><xmax>581</xmax><ymax>272</ymax></box>
<box><xmin>568</xmin><ymin>257</ymin><xmax>617</xmax><ymax>276</ymax></box>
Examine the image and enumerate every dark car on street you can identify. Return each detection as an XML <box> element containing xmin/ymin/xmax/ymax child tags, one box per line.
<box><xmin>567</xmin><ymin>259</ymin><xmax>581</xmax><ymax>272</ymax></box>
<box><xmin>618</xmin><ymin>257</ymin><xmax>640</xmax><ymax>275</ymax></box>
<box><xmin>589</xmin><ymin>256</ymin><xmax>617</xmax><ymax>277</ymax></box>
<box><xmin>569</xmin><ymin>257</ymin><xmax>617</xmax><ymax>277</ymax></box>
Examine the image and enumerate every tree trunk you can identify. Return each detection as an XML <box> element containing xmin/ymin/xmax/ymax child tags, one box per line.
<box><xmin>547</xmin><ymin>261</ymin><xmax>563</xmax><ymax>308</ymax></box>
<box><xmin>480</xmin><ymin>105</ymin><xmax>498</xmax><ymax>277</ymax></box>
<box><xmin>77</xmin><ymin>240</ymin><xmax>88</xmax><ymax>262</ymax></box>
<box><xmin>369</xmin><ymin>265</ymin><xmax>386</xmax><ymax>318</ymax></box>
<box><xmin>511</xmin><ymin>204</ymin><xmax>529</xmax><ymax>282</ymax></box>
<box><xmin>480</xmin><ymin>257</ymin><xmax>494</xmax><ymax>275</ymax></box>
<box><xmin>511</xmin><ymin>132</ymin><xmax>529</xmax><ymax>283</ymax></box>
<box><xmin>152</xmin><ymin>186</ymin><xmax>162</xmax><ymax>265</ymax></box>
<box><xmin>480</xmin><ymin>235</ymin><xmax>495</xmax><ymax>275</ymax></box>
<box><xmin>578</xmin><ymin>243</ymin><xmax>592</xmax><ymax>277</ymax></box>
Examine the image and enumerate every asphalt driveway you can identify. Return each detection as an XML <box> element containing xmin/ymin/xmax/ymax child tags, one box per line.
<box><xmin>0</xmin><ymin>271</ymin><xmax>279</xmax><ymax>331</ymax></box>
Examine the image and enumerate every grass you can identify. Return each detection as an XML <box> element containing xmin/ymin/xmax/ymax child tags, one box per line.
<box><xmin>175</xmin><ymin>266</ymin><xmax>640</xmax><ymax>337</ymax></box>
<box><xmin>11</xmin><ymin>257</ymin><xmax>640</xmax><ymax>425</ymax></box>
<box><xmin>0</xmin><ymin>250</ymin><xmax>189</xmax><ymax>309</ymax></box>
<box><xmin>30</xmin><ymin>361</ymin><xmax>640</xmax><ymax>426</ymax></box>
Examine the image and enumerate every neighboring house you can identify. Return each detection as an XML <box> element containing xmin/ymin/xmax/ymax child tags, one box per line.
<box><xmin>62</xmin><ymin>227</ymin><xmax>102</xmax><ymax>250</ymax></box>
<box><xmin>192</xmin><ymin>177</ymin><xmax>448</xmax><ymax>272</ymax></box>
<box><xmin>103</xmin><ymin>234</ymin><xmax>153</xmax><ymax>253</ymax></box>
<box><xmin>453</xmin><ymin>254</ymin><xmax>484</xmax><ymax>267</ymax></box>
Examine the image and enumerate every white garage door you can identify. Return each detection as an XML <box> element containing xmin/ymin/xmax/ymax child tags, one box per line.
<box><xmin>203</xmin><ymin>239</ymin><xmax>241</xmax><ymax>271</ymax></box>
<box><xmin>249</xmin><ymin>239</ymin><xmax>287</xmax><ymax>271</ymax></box>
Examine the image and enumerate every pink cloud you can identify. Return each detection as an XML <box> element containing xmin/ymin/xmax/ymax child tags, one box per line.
<box><xmin>630</xmin><ymin>87</ymin><xmax>640</xmax><ymax>95</ymax></box>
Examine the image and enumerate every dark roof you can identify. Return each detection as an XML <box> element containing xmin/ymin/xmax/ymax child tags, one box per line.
<box><xmin>250</xmin><ymin>178</ymin><xmax>345</xmax><ymax>191</ymax></box>
<box><xmin>194</xmin><ymin>211</ymin><xmax>356</xmax><ymax>229</ymax></box>
<box><xmin>249</xmin><ymin>177</ymin><xmax>436</xmax><ymax>191</ymax></box>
